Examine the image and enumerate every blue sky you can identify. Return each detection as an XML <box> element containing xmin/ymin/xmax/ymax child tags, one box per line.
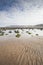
<box><xmin>0</xmin><ymin>0</ymin><xmax>43</xmax><ymax>26</ymax></box>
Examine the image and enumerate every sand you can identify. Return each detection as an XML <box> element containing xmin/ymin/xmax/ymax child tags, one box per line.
<box><xmin>0</xmin><ymin>36</ymin><xmax>43</xmax><ymax>65</ymax></box>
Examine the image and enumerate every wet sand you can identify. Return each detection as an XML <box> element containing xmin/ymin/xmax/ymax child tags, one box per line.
<box><xmin>0</xmin><ymin>36</ymin><xmax>43</xmax><ymax>65</ymax></box>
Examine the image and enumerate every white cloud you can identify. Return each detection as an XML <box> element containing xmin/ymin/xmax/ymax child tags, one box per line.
<box><xmin>0</xmin><ymin>7</ymin><xmax>43</xmax><ymax>26</ymax></box>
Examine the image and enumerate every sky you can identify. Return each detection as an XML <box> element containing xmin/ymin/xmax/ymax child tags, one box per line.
<box><xmin>0</xmin><ymin>0</ymin><xmax>43</xmax><ymax>26</ymax></box>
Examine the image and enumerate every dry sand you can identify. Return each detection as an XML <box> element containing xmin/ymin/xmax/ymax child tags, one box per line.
<box><xmin>0</xmin><ymin>36</ymin><xmax>43</xmax><ymax>65</ymax></box>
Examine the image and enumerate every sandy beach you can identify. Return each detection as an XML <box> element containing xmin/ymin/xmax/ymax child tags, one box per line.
<box><xmin>0</xmin><ymin>35</ymin><xmax>43</xmax><ymax>65</ymax></box>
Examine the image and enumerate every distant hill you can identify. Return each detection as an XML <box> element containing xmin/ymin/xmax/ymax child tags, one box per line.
<box><xmin>0</xmin><ymin>24</ymin><xmax>43</xmax><ymax>29</ymax></box>
<box><xmin>36</xmin><ymin>24</ymin><xmax>43</xmax><ymax>26</ymax></box>
<box><xmin>5</xmin><ymin>25</ymin><xmax>34</xmax><ymax>29</ymax></box>
<box><xmin>8</xmin><ymin>24</ymin><xmax>43</xmax><ymax>29</ymax></box>
<box><xmin>34</xmin><ymin>24</ymin><xmax>43</xmax><ymax>29</ymax></box>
